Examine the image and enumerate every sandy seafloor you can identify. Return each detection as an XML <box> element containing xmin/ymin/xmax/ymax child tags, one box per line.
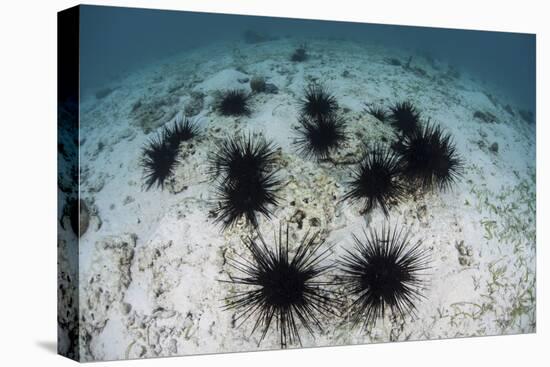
<box><xmin>58</xmin><ymin>37</ymin><xmax>536</xmax><ymax>361</ymax></box>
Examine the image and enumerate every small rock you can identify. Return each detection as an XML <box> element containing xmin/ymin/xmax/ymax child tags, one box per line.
<box><xmin>264</xmin><ymin>83</ymin><xmax>278</xmax><ymax>94</ymax></box>
<box><xmin>250</xmin><ymin>76</ymin><xmax>266</xmax><ymax>93</ymax></box>
<box><xmin>473</xmin><ymin>110</ymin><xmax>497</xmax><ymax>123</ymax></box>
<box><xmin>455</xmin><ymin>240</ymin><xmax>473</xmax><ymax>267</ymax></box>
<box><xmin>121</xmin><ymin>302</ymin><xmax>132</xmax><ymax>315</ymax></box>
<box><xmin>489</xmin><ymin>142</ymin><xmax>499</xmax><ymax>153</ymax></box>
<box><xmin>504</xmin><ymin>104</ymin><xmax>515</xmax><ymax>116</ymax></box>
<box><xmin>123</xmin><ymin>196</ymin><xmax>135</xmax><ymax>205</ymax></box>
<box><xmin>117</xmin><ymin>128</ymin><xmax>137</xmax><ymax>142</ymax></box>
<box><xmin>476</xmin><ymin>140</ymin><xmax>486</xmax><ymax>149</ymax></box>
<box><xmin>384</xmin><ymin>57</ymin><xmax>402</xmax><ymax>66</ymax></box>
<box><xmin>87</xmin><ymin>176</ymin><xmax>105</xmax><ymax>193</ymax></box>
<box><xmin>412</xmin><ymin>66</ymin><xmax>428</xmax><ymax>77</ymax></box>
<box><xmin>309</xmin><ymin>217</ymin><xmax>321</xmax><ymax>227</ymax></box>
<box><xmin>289</xmin><ymin>209</ymin><xmax>307</xmax><ymax>229</ymax></box>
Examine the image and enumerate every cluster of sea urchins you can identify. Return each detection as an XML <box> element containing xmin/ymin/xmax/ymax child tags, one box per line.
<box><xmin>135</xmin><ymin>77</ymin><xmax>461</xmax><ymax>349</ymax></box>
<box><xmin>209</xmin><ymin>134</ymin><xmax>281</xmax><ymax>229</ymax></box>
<box><xmin>223</xmin><ymin>223</ymin><xmax>430</xmax><ymax>347</ymax></box>
<box><xmin>343</xmin><ymin>101</ymin><xmax>463</xmax><ymax>217</ymax></box>
<box><xmin>294</xmin><ymin>84</ymin><xmax>347</xmax><ymax>160</ymax></box>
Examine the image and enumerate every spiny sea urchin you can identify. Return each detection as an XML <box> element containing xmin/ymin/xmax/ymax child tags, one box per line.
<box><xmin>343</xmin><ymin>144</ymin><xmax>406</xmax><ymax>217</ymax></box>
<box><xmin>339</xmin><ymin>224</ymin><xmax>430</xmax><ymax>330</ymax></box>
<box><xmin>300</xmin><ymin>84</ymin><xmax>339</xmax><ymax>119</ymax></box>
<box><xmin>140</xmin><ymin>130</ymin><xmax>179</xmax><ymax>190</ymax></box>
<box><xmin>294</xmin><ymin>113</ymin><xmax>347</xmax><ymax>160</ymax></box>
<box><xmin>223</xmin><ymin>226</ymin><xmax>339</xmax><ymax>348</ymax></box>
<box><xmin>215</xmin><ymin>89</ymin><xmax>251</xmax><ymax>117</ymax></box>
<box><xmin>209</xmin><ymin>134</ymin><xmax>279</xmax><ymax>183</ymax></box>
<box><xmin>211</xmin><ymin>134</ymin><xmax>281</xmax><ymax>229</ymax></box>
<box><xmin>389</xmin><ymin>101</ymin><xmax>421</xmax><ymax>136</ymax></box>
<box><xmin>399</xmin><ymin>121</ymin><xmax>463</xmax><ymax>191</ymax></box>
<box><xmin>365</xmin><ymin>104</ymin><xmax>389</xmax><ymax>122</ymax></box>
<box><xmin>164</xmin><ymin>115</ymin><xmax>199</xmax><ymax>149</ymax></box>
<box><xmin>214</xmin><ymin>172</ymin><xmax>280</xmax><ymax>229</ymax></box>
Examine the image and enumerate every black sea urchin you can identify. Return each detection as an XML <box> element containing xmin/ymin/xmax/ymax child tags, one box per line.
<box><xmin>215</xmin><ymin>89</ymin><xmax>251</xmax><ymax>117</ymax></box>
<box><xmin>214</xmin><ymin>172</ymin><xmax>280</xmax><ymax>228</ymax></box>
<box><xmin>164</xmin><ymin>116</ymin><xmax>199</xmax><ymax>150</ymax></box>
<box><xmin>140</xmin><ymin>131</ymin><xmax>179</xmax><ymax>190</ymax></box>
<box><xmin>209</xmin><ymin>134</ymin><xmax>279</xmax><ymax>183</ymax></box>
<box><xmin>294</xmin><ymin>113</ymin><xmax>347</xmax><ymax>160</ymax></box>
<box><xmin>343</xmin><ymin>145</ymin><xmax>405</xmax><ymax>217</ymax></box>
<box><xmin>389</xmin><ymin>101</ymin><xmax>421</xmax><ymax>136</ymax></box>
<box><xmin>339</xmin><ymin>225</ymin><xmax>430</xmax><ymax>329</ymax></box>
<box><xmin>365</xmin><ymin>104</ymin><xmax>389</xmax><ymax>122</ymax></box>
<box><xmin>399</xmin><ymin>122</ymin><xmax>463</xmax><ymax>191</ymax></box>
<box><xmin>300</xmin><ymin>84</ymin><xmax>339</xmax><ymax>119</ymax></box>
<box><xmin>211</xmin><ymin>134</ymin><xmax>281</xmax><ymax>228</ymax></box>
<box><xmin>223</xmin><ymin>226</ymin><xmax>338</xmax><ymax>348</ymax></box>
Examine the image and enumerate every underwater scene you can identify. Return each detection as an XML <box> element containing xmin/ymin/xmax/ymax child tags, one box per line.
<box><xmin>57</xmin><ymin>5</ymin><xmax>536</xmax><ymax>362</ymax></box>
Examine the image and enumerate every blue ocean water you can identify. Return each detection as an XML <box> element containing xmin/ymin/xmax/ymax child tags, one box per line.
<box><xmin>79</xmin><ymin>5</ymin><xmax>535</xmax><ymax>113</ymax></box>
